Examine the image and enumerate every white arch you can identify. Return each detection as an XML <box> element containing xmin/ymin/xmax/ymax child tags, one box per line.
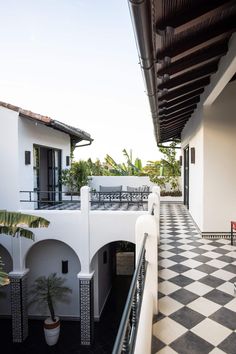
<box><xmin>90</xmin><ymin>240</ymin><xmax>135</xmax><ymax>272</ymax></box>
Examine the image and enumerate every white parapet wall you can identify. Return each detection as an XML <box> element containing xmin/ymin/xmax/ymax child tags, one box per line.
<box><xmin>134</xmin><ymin>189</ymin><xmax>159</xmax><ymax>354</ymax></box>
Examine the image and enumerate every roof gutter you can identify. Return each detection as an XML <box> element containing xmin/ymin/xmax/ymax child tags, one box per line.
<box><xmin>128</xmin><ymin>0</ymin><xmax>160</xmax><ymax>142</ymax></box>
<box><xmin>74</xmin><ymin>140</ymin><xmax>93</xmax><ymax>148</ymax></box>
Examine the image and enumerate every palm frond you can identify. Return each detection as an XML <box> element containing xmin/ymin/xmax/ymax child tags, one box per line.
<box><xmin>0</xmin><ymin>210</ymin><xmax>49</xmax><ymax>240</ymax></box>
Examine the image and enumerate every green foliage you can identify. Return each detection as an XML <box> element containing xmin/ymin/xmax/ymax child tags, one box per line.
<box><xmin>86</xmin><ymin>158</ymin><xmax>106</xmax><ymax>176</ymax></box>
<box><xmin>144</xmin><ymin>142</ymin><xmax>181</xmax><ymax>191</ymax></box>
<box><xmin>0</xmin><ymin>210</ymin><xmax>50</xmax><ymax>240</ymax></box>
<box><xmin>61</xmin><ymin>160</ymin><xmax>90</xmax><ymax>194</ymax></box>
<box><xmin>29</xmin><ymin>273</ymin><xmax>72</xmax><ymax>322</ymax></box>
<box><xmin>116</xmin><ymin>241</ymin><xmax>135</xmax><ymax>252</ymax></box>
<box><xmin>104</xmin><ymin>149</ymin><xmax>144</xmax><ymax>176</ymax></box>
<box><xmin>0</xmin><ymin>211</ymin><xmax>49</xmax><ymax>287</ymax></box>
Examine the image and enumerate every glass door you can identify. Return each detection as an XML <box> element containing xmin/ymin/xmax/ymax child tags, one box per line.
<box><xmin>48</xmin><ymin>149</ymin><xmax>62</xmax><ymax>202</ymax></box>
<box><xmin>33</xmin><ymin>146</ymin><xmax>40</xmax><ymax>208</ymax></box>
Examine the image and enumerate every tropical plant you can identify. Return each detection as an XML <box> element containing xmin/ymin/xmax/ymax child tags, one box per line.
<box><xmin>159</xmin><ymin>142</ymin><xmax>181</xmax><ymax>191</ymax></box>
<box><xmin>0</xmin><ymin>210</ymin><xmax>50</xmax><ymax>240</ymax></box>
<box><xmin>105</xmin><ymin>149</ymin><xmax>144</xmax><ymax>176</ymax></box>
<box><xmin>144</xmin><ymin>142</ymin><xmax>181</xmax><ymax>191</ymax></box>
<box><xmin>86</xmin><ymin>158</ymin><xmax>108</xmax><ymax>176</ymax></box>
<box><xmin>29</xmin><ymin>273</ymin><xmax>72</xmax><ymax>322</ymax></box>
<box><xmin>61</xmin><ymin>160</ymin><xmax>90</xmax><ymax>194</ymax></box>
<box><xmin>0</xmin><ymin>210</ymin><xmax>50</xmax><ymax>285</ymax></box>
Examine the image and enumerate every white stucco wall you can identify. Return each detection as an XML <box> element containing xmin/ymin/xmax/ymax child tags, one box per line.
<box><xmin>181</xmin><ymin>103</ymin><xmax>204</xmax><ymax>230</ymax></box>
<box><xmin>182</xmin><ymin>81</ymin><xmax>236</xmax><ymax>233</ymax></box>
<box><xmin>203</xmin><ymin>81</ymin><xmax>236</xmax><ymax>232</ymax></box>
<box><xmin>0</xmin><ymin>106</ymin><xmax>71</xmax><ymax>210</ymax></box>
<box><xmin>0</xmin><ymin>107</ymin><xmax>20</xmax><ymax>210</ymax></box>
<box><xmin>26</xmin><ymin>239</ymin><xmax>81</xmax><ymax>319</ymax></box>
<box><xmin>18</xmin><ymin>117</ymin><xmax>71</xmax><ymax>195</ymax></box>
<box><xmin>89</xmin><ymin>211</ymin><xmax>144</xmax><ymax>260</ymax></box>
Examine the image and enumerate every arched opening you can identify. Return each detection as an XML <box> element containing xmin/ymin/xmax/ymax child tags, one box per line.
<box><xmin>26</xmin><ymin>239</ymin><xmax>81</xmax><ymax>319</ymax></box>
<box><xmin>90</xmin><ymin>241</ymin><xmax>135</xmax><ymax>351</ymax></box>
<box><xmin>0</xmin><ymin>245</ymin><xmax>13</xmax><ymax>316</ymax></box>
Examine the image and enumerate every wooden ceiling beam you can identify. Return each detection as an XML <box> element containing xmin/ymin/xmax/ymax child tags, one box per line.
<box><xmin>159</xmin><ymin>89</ymin><xmax>204</xmax><ymax>108</ymax></box>
<box><xmin>156</xmin><ymin>13</ymin><xmax>236</xmax><ymax>60</ymax></box>
<box><xmin>157</xmin><ymin>39</ymin><xmax>228</xmax><ymax>76</ymax></box>
<box><xmin>158</xmin><ymin>60</ymin><xmax>219</xmax><ymax>90</ymax></box>
<box><xmin>156</xmin><ymin>0</ymin><xmax>234</xmax><ymax>30</ymax></box>
<box><xmin>159</xmin><ymin>108</ymin><xmax>194</xmax><ymax>122</ymax></box>
<box><xmin>159</xmin><ymin>97</ymin><xmax>200</xmax><ymax>116</ymax></box>
<box><xmin>159</xmin><ymin>77</ymin><xmax>210</xmax><ymax>101</ymax></box>
<box><xmin>160</xmin><ymin>116</ymin><xmax>191</xmax><ymax>128</ymax></box>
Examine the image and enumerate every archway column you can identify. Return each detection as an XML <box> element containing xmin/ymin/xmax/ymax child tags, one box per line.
<box><xmin>78</xmin><ymin>272</ymin><xmax>94</xmax><ymax>346</ymax></box>
<box><xmin>9</xmin><ymin>269</ymin><xmax>29</xmax><ymax>343</ymax></box>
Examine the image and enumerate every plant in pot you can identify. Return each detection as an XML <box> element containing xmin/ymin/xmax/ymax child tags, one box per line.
<box><xmin>29</xmin><ymin>272</ymin><xmax>72</xmax><ymax>346</ymax></box>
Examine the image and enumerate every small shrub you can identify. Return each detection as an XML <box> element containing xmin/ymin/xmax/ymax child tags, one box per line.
<box><xmin>160</xmin><ymin>190</ymin><xmax>182</xmax><ymax>197</ymax></box>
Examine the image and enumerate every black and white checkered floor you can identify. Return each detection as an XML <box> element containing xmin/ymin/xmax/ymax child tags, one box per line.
<box><xmin>152</xmin><ymin>203</ymin><xmax>236</xmax><ymax>354</ymax></box>
<box><xmin>39</xmin><ymin>202</ymin><xmax>148</xmax><ymax>211</ymax></box>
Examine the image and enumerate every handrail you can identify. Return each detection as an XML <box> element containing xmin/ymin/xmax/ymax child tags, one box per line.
<box><xmin>19</xmin><ymin>190</ymin><xmax>80</xmax><ymax>204</ymax></box>
<box><xmin>112</xmin><ymin>233</ymin><xmax>148</xmax><ymax>354</ymax></box>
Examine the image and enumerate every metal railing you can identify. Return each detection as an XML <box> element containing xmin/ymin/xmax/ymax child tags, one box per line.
<box><xmin>112</xmin><ymin>233</ymin><xmax>148</xmax><ymax>354</ymax></box>
<box><xmin>90</xmin><ymin>191</ymin><xmax>150</xmax><ymax>205</ymax></box>
<box><xmin>20</xmin><ymin>190</ymin><xmax>80</xmax><ymax>208</ymax></box>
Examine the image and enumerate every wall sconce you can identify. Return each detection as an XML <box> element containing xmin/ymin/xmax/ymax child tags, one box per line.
<box><xmin>179</xmin><ymin>155</ymin><xmax>182</xmax><ymax>166</ymax></box>
<box><xmin>66</xmin><ymin>156</ymin><xmax>70</xmax><ymax>166</ymax></box>
<box><xmin>191</xmin><ymin>147</ymin><xmax>195</xmax><ymax>164</ymax></box>
<box><xmin>62</xmin><ymin>260</ymin><xmax>68</xmax><ymax>274</ymax></box>
<box><xmin>25</xmin><ymin>151</ymin><xmax>31</xmax><ymax>165</ymax></box>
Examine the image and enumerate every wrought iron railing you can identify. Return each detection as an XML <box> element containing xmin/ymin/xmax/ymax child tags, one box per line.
<box><xmin>20</xmin><ymin>190</ymin><xmax>80</xmax><ymax>209</ymax></box>
<box><xmin>20</xmin><ymin>190</ymin><xmax>151</xmax><ymax>209</ymax></box>
<box><xmin>112</xmin><ymin>233</ymin><xmax>148</xmax><ymax>354</ymax></box>
<box><xmin>90</xmin><ymin>191</ymin><xmax>150</xmax><ymax>205</ymax></box>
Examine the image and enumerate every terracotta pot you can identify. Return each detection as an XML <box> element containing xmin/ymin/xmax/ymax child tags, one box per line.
<box><xmin>44</xmin><ymin>316</ymin><xmax>60</xmax><ymax>346</ymax></box>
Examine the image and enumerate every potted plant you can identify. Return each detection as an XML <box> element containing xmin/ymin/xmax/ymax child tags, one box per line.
<box><xmin>29</xmin><ymin>272</ymin><xmax>72</xmax><ymax>346</ymax></box>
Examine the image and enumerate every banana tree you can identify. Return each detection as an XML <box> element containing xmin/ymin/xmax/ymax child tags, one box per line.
<box><xmin>0</xmin><ymin>210</ymin><xmax>50</xmax><ymax>240</ymax></box>
<box><xmin>105</xmin><ymin>149</ymin><xmax>144</xmax><ymax>176</ymax></box>
<box><xmin>0</xmin><ymin>210</ymin><xmax>50</xmax><ymax>286</ymax></box>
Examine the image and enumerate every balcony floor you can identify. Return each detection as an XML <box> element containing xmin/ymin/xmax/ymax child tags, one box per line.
<box><xmin>38</xmin><ymin>202</ymin><xmax>148</xmax><ymax>211</ymax></box>
<box><xmin>152</xmin><ymin>203</ymin><xmax>236</xmax><ymax>354</ymax></box>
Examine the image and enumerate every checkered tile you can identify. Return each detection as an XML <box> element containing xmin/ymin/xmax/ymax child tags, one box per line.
<box><xmin>152</xmin><ymin>203</ymin><xmax>236</xmax><ymax>354</ymax></box>
<box><xmin>38</xmin><ymin>201</ymin><xmax>148</xmax><ymax>211</ymax></box>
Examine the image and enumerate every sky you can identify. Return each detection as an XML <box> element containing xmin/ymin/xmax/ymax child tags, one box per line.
<box><xmin>0</xmin><ymin>0</ymin><xmax>162</xmax><ymax>165</ymax></box>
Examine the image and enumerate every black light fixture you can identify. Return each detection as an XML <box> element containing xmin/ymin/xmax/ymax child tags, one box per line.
<box><xmin>25</xmin><ymin>151</ymin><xmax>31</xmax><ymax>165</ymax></box>
<box><xmin>66</xmin><ymin>156</ymin><xmax>70</xmax><ymax>166</ymax></box>
<box><xmin>179</xmin><ymin>155</ymin><xmax>182</xmax><ymax>166</ymax></box>
<box><xmin>62</xmin><ymin>260</ymin><xmax>68</xmax><ymax>274</ymax></box>
<box><xmin>191</xmin><ymin>147</ymin><xmax>195</xmax><ymax>164</ymax></box>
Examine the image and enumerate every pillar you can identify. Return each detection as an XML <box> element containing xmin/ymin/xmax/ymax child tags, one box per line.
<box><xmin>78</xmin><ymin>273</ymin><xmax>94</xmax><ymax>346</ymax></box>
<box><xmin>9</xmin><ymin>270</ymin><xmax>29</xmax><ymax>342</ymax></box>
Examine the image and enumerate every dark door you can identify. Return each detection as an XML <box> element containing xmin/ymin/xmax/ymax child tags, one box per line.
<box><xmin>184</xmin><ymin>146</ymin><xmax>189</xmax><ymax>208</ymax></box>
<box><xmin>48</xmin><ymin>149</ymin><xmax>62</xmax><ymax>202</ymax></box>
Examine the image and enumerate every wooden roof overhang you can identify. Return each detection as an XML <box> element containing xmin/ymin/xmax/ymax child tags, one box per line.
<box><xmin>128</xmin><ymin>0</ymin><xmax>236</xmax><ymax>144</ymax></box>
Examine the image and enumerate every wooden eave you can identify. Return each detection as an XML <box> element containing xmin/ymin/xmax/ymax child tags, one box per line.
<box><xmin>128</xmin><ymin>0</ymin><xmax>236</xmax><ymax>142</ymax></box>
